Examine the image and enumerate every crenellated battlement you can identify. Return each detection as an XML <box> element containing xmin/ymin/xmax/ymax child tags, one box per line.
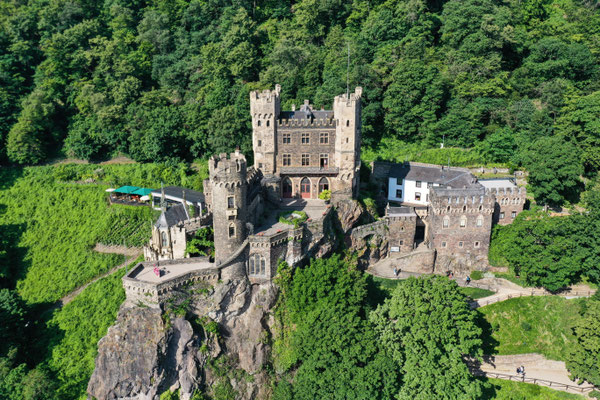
<box><xmin>485</xmin><ymin>187</ymin><xmax>526</xmax><ymax>195</ymax></box>
<box><xmin>334</xmin><ymin>87</ymin><xmax>363</xmax><ymax>107</ymax></box>
<box><xmin>209</xmin><ymin>150</ymin><xmax>247</xmax><ymax>184</ymax></box>
<box><xmin>277</xmin><ymin>118</ymin><xmax>336</xmax><ymax>128</ymax></box>
<box><xmin>250</xmin><ymin>84</ymin><xmax>281</xmax><ymax>103</ymax></box>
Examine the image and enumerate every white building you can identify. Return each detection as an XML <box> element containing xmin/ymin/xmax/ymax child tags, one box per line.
<box><xmin>387</xmin><ymin>162</ymin><xmax>474</xmax><ymax>206</ymax></box>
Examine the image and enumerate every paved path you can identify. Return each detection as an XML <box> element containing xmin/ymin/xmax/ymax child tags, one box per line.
<box><xmin>468</xmin><ymin>353</ymin><xmax>596</xmax><ymax>396</ymax></box>
<box><xmin>54</xmin><ymin>246</ymin><xmax>142</xmax><ymax>308</ymax></box>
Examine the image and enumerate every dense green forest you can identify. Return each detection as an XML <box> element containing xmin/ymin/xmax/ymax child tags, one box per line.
<box><xmin>1</xmin><ymin>0</ymin><xmax>600</xmax><ymax>203</ymax></box>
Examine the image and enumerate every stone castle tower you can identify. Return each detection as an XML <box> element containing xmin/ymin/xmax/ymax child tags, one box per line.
<box><xmin>208</xmin><ymin>150</ymin><xmax>249</xmax><ymax>265</ymax></box>
<box><xmin>333</xmin><ymin>88</ymin><xmax>362</xmax><ymax>198</ymax></box>
<box><xmin>250</xmin><ymin>84</ymin><xmax>281</xmax><ymax>175</ymax></box>
<box><xmin>249</xmin><ymin>85</ymin><xmax>362</xmax><ymax>201</ymax></box>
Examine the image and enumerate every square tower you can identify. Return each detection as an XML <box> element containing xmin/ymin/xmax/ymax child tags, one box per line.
<box><xmin>333</xmin><ymin>87</ymin><xmax>362</xmax><ymax>198</ymax></box>
<box><xmin>250</xmin><ymin>85</ymin><xmax>281</xmax><ymax>175</ymax></box>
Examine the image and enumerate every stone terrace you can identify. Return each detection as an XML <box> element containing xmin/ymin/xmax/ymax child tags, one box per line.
<box><xmin>253</xmin><ymin>198</ymin><xmax>328</xmax><ymax>236</ymax></box>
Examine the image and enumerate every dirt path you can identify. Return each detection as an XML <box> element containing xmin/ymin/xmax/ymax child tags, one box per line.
<box><xmin>468</xmin><ymin>353</ymin><xmax>596</xmax><ymax>396</ymax></box>
<box><xmin>54</xmin><ymin>246</ymin><xmax>142</xmax><ymax>309</ymax></box>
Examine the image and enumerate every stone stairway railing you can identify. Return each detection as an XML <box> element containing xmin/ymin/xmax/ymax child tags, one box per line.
<box><xmin>471</xmin><ymin>289</ymin><xmax>597</xmax><ymax>309</ymax></box>
<box><xmin>471</xmin><ymin>370</ymin><xmax>596</xmax><ymax>394</ymax></box>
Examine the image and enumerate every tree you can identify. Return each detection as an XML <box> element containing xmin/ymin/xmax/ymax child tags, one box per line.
<box><xmin>0</xmin><ymin>289</ymin><xmax>27</xmax><ymax>357</ymax></box>
<box><xmin>274</xmin><ymin>255</ymin><xmax>399</xmax><ymax>399</ymax></box>
<box><xmin>370</xmin><ymin>276</ymin><xmax>484</xmax><ymax>399</ymax></box>
<box><xmin>521</xmin><ymin>136</ymin><xmax>583</xmax><ymax>206</ymax></box>
<box><xmin>567</xmin><ymin>298</ymin><xmax>600</xmax><ymax>386</ymax></box>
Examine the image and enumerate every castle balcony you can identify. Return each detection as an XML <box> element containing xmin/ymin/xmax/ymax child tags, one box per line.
<box><xmin>279</xmin><ymin>166</ymin><xmax>339</xmax><ymax>176</ymax></box>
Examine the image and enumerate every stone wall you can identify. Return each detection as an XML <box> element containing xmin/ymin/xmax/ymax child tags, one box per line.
<box><xmin>390</xmin><ymin>249</ymin><xmax>436</xmax><ymax>274</ymax></box>
<box><xmin>386</xmin><ymin>215</ymin><xmax>417</xmax><ymax>254</ymax></box>
<box><xmin>487</xmin><ymin>187</ymin><xmax>527</xmax><ymax>225</ymax></box>
<box><xmin>429</xmin><ymin>188</ymin><xmax>494</xmax><ymax>267</ymax></box>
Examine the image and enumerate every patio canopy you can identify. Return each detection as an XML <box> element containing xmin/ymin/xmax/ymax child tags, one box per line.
<box><xmin>113</xmin><ymin>186</ymin><xmax>141</xmax><ymax>194</ymax></box>
<box><xmin>131</xmin><ymin>188</ymin><xmax>154</xmax><ymax>196</ymax></box>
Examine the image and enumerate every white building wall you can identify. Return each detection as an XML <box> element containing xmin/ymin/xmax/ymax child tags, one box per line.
<box><xmin>387</xmin><ymin>178</ymin><xmax>439</xmax><ymax>206</ymax></box>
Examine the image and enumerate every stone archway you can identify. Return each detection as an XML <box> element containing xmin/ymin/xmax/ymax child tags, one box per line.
<box><xmin>282</xmin><ymin>177</ymin><xmax>293</xmax><ymax>198</ymax></box>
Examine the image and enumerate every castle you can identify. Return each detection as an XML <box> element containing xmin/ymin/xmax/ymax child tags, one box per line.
<box><xmin>124</xmin><ymin>85</ymin><xmax>526</xmax><ymax>307</ymax></box>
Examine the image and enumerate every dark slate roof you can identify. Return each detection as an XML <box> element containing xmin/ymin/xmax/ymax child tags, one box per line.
<box><xmin>388</xmin><ymin>163</ymin><xmax>475</xmax><ymax>189</ymax></box>
<box><xmin>279</xmin><ymin>104</ymin><xmax>334</xmax><ymax>121</ymax></box>
<box><xmin>151</xmin><ymin>186</ymin><xmax>205</xmax><ymax>204</ymax></box>
<box><xmin>155</xmin><ymin>203</ymin><xmax>190</xmax><ymax>228</ymax></box>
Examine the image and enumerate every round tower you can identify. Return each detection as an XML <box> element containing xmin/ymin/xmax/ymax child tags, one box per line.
<box><xmin>209</xmin><ymin>150</ymin><xmax>249</xmax><ymax>265</ymax></box>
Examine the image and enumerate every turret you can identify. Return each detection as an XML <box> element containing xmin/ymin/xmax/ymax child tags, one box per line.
<box><xmin>250</xmin><ymin>85</ymin><xmax>281</xmax><ymax>175</ymax></box>
<box><xmin>333</xmin><ymin>87</ymin><xmax>362</xmax><ymax>198</ymax></box>
<box><xmin>209</xmin><ymin>150</ymin><xmax>249</xmax><ymax>265</ymax></box>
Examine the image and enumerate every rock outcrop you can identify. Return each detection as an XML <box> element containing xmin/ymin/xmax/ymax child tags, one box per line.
<box><xmin>88</xmin><ymin>279</ymin><xmax>278</xmax><ymax>400</ymax></box>
<box><xmin>334</xmin><ymin>199</ymin><xmax>365</xmax><ymax>233</ymax></box>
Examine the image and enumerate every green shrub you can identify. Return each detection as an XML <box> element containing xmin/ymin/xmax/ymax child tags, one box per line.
<box><xmin>278</xmin><ymin>211</ymin><xmax>308</xmax><ymax>227</ymax></box>
<box><xmin>470</xmin><ymin>270</ymin><xmax>484</xmax><ymax>280</ymax></box>
<box><xmin>318</xmin><ymin>189</ymin><xmax>331</xmax><ymax>201</ymax></box>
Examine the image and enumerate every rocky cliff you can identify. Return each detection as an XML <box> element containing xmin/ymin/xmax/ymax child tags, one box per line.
<box><xmin>88</xmin><ymin>279</ymin><xmax>278</xmax><ymax>400</ymax></box>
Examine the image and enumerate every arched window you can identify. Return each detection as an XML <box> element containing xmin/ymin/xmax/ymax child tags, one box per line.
<box><xmin>463</xmin><ymin>205</ymin><xmax>466</xmax><ymax>211</ymax></box>
<box><xmin>476</xmin><ymin>215</ymin><xmax>484</xmax><ymax>227</ymax></box>
<box><xmin>266</xmin><ymin>120</ymin><xmax>270</xmax><ymax>127</ymax></box>
<box><xmin>460</xmin><ymin>216</ymin><xmax>467</xmax><ymax>228</ymax></box>
<box><xmin>258</xmin><ymin>120</ymin><xmax>261</xmax><ymax>127</ymax></box>
<box><xmin>161</xmin><ymin>231</ymin><xmax>168</xmax><ymax>247</ymax></box>
<box><xmin>229</xmin><ymin>224</ymin><xmax>235</xmax><ymax>238</ymax></box>
<box><xmin>318</xmin><ymin>177</ymin><xmax>329</xmax><ymax>194</ymax></box>
<box><xmin>260</xmin><ymin>257</ymin><xmax>266</xmax><ymax>275</ymax></box>
<box><xmin>447</xmin><ymin>205</ymin><xmax>450</xmax><ymax>212</ymax></box>
<box><xmin>249</xmin><ymin>257</ymin><xmax>255</xmax><ymax>274</ymax></box>
<box><xmin>443</xmin><ymin>217</ymin><xmax>450</xmax><ymax>228</ymax></box>
<box><xmin>236</xmin><ymin>159</ymin><xmax>241</xmax><ymax>172</ymax></box>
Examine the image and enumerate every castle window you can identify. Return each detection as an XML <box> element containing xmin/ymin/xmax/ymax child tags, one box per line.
<box><xmin>257</xmin><ymin>140</ymin><xmax>262</xmax><ymax>147</ymax></box>
<box><xmin>249</xmin><ymin>257</ymin><xmax>255</xmax><ymax>274</ymax></box>
<box><xmin>229</xmin><ymin>224</ymin><xmax>235</xmax><ymax>238</ymax></box>
<box><xmin>441</xmin><ymin>241</ymin><xmax>447</xmax><ymax>248</ymax></box>
<box><xmin>459</xmin><ymin>241</ymin><xmax>464</xmax><ymax>248</ymax></box>
<box><xmin>258</xmin><ymin>120</ymin><xmax>261</xmax><ymax>127</ymax></box>
<box><xmin>228</xmin><ymin>215</ymin><xmax>235</xmax><ymax>221</ymax></box>
<box><xmin>346</xmin><ymin>120</ymin><xmax>350</xmax><ymax>127</ymax></box>
<box><xmin>301</xmin><ymin>133</ymin><xmax>310</xmax><ymax>144</ymax></box>
<box><xmin>427</xmin><ymin>182</ymin><xmax>433</xmax><ymax>188</ymax></box>
<box><xmin>474</xmin><ymin>241</ymin><xmax>480</xmax><ymax>248</ymax></box>
<box><xmin>227</xmin><ymin>196</ymin><xmax>234</xmax><ymax>209</ymax></box>
<box><xmin>416</xmin><ymin>181</ymin><xmax>422</xmax><ymax>188</ymax></box>
<box><xmin>260</xmin><ymin>257</ymin><xmax>266</xmax><ymax>275</ymax></box>
<box><xmin>266</xmin><ymin>120</ymin><xmax>270</xmax><ymax>127</ymax></box>
<box><xmin>463</xmin><ymin>205</ymin><xmax>466</xmax><ymax>211</ymax></box>
<box><xmin>161</xmin><ymin>231</ymin><xmax>168</xmax><ymax>247</ymax></box>
<box><xmin>511</xmin><ymin>211</ymin><xmax>517</xmax><ymax>218</ymax></box>
<box><xmin>479</xmin><ymin>205</ymin><xmax>482</xmax><ymax>211</ymax></box>
<box><xmin>415</xmin><ymin>192</ymin><xmax>421</xmax><ymax>201</ymax></box>
<box><xmin>283</xmin><ymin>154</ymin><xmax>291</xmax><ymax>166</ymax></box>
<box><xmin>236</xmin><ymin>159</ymin><xmax>241</xmax><ymax>171</ymax></box>
<box><xmin>399</xmin><ymin>240</ymin><xmax>404</xmax><ymax>246</ymax></box>
<box><xmin>320</xmin><ymin>154</ymin><xmax>329</xmax><ymax>168</ymax></box>
<box><xmin>283</xmin><ymin>133</ymin><xmax>291</xmax><ymax>144</ymax></box>
<box><xmin>302</xmin><ymin>154</ymin><xmax>310</xmax><ymax>166</ymax></box>
<box><xmin>346</xmin><ymin>138</ymin><xmax>349</xmax><ymax>143</ymax></box>
<box><xmin>447</xmin><ymin>205</ymin><xmax>450</xmax><ymax>212</ymax></box>
<box><xmin>443</xmin><ymin>217</ymin><xmax>449</xmax><ymax>228</ymax></box>
<box><xmin>320</xmin><ymin>132</ymin><xmax>329</xmax><ymax>144</ymax></box>
<box><xmin>460</xmin><ymin>216</ymin><xmax>467</xmax><ymax>228</ymax></box>
<box><xmin>258</xmin><ymin>163</ymin><xmax>263</xmax><ymax>169</ymax></box>
<box><xmin>476</xmin><ymin>215</ymin><xmax>483</xmax><ymax>227</ymax></box>
<box><xmin>499</xmin><ymin>212</ymin><xmax>505</xmax><ymax>219</ymax></box>
<box><xmin>396</xmin><ymin>189</ymin><xmax>403</xmax><ymax>199</ymax></box>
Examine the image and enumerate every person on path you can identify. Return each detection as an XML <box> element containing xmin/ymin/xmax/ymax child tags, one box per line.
<box><xmin>466</xmin><ymin>275</ymin><xmax>471</xmax><ymax>285</ymax></box>
<box><xmin>520</xmin><ymin>365</ymin><xmax>525</xmax><ymax>377</ymax></box>
<box><xmin>393</xmin><ymin>267</ymin><xmax>398</xmax><ymax>277</ymax></box>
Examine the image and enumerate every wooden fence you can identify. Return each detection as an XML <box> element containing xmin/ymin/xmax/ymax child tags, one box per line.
<box><xmin>472</xmin><ymin>289</ymin><xmax>597</xmax><ymax>308</ymax></box>
<box><xmin>472</xmin><ymin>370</ymin><xmax>597</xmax><ymax>394</ymax></box>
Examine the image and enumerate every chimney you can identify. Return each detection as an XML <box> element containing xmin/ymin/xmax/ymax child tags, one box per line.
<box><xmin>291</xmin><ymin>104</ymin><xmax>296</xmax><ymax>111</ymax></box>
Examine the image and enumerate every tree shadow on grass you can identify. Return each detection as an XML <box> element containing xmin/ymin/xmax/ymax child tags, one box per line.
<box><xmin>0</xmin><ymin>204</ymin><xmax>30</xmax><ymax>289</ymax></box>
<box><xmin>475</xmin><ymin>309</ymin><xmax>500</xmax><ymax>356</ymax></box>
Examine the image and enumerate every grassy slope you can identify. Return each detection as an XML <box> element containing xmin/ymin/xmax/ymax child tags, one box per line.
<box><xmin>0</xmin><ymin>165</ymin><xmax>177</xmax><ymax>304</ymax></box>
<box><xmin>478</xmin><ymin>296</ymin><xmax>581</xmax><ymax>360</ymax></box>
<box><xmin>45</xmin><ymin>261</ymin><xmax>134</xmax><ymax>399</ymax></box>
<box><xmin>369</xmin><ymin>275</ymin><xmax>494</xmax><ymax>300</ymax></box>
<box><xmin>481</xmin><ymin>378</ymin><xmax>586</xmax><ymax>399</ymax></box>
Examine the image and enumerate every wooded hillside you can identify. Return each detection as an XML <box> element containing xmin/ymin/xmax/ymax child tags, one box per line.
<box><xmin>1</xmin><ymin>0</ymin><xmax>599</xmax><ymax>192</ymax></box>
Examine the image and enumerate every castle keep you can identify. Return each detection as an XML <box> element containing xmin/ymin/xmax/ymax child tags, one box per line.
<box><xmin>126</xmin><ymin>85</ymin><xmax>527</xmax><ymax>306</ymax></box>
